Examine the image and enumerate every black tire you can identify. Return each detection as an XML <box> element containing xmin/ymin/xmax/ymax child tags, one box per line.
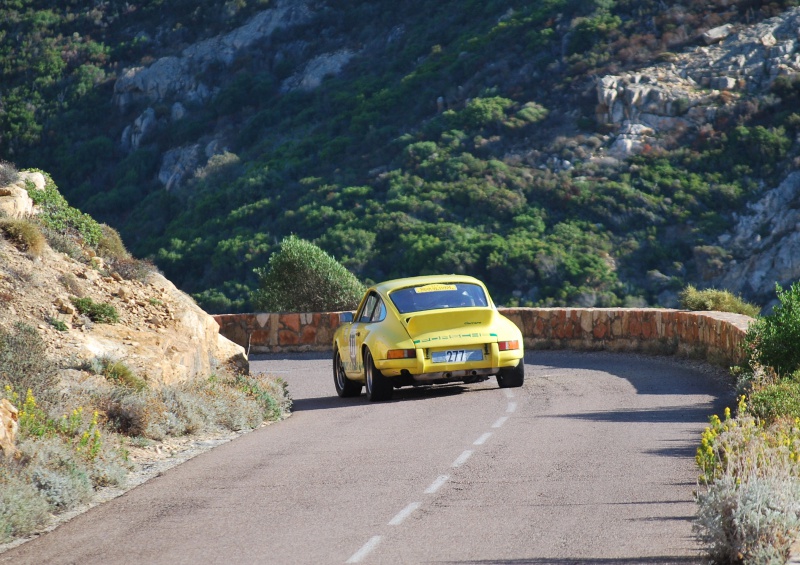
<box><xmin>334</xmin><ymin>351</ymin><xmax>362</xmax><ymax>397</ymax></box>
<box><xmin>364</xmin><ymin>349</ymin><xmax>393</xmax><ymax>401</ymax></box>
<box><xmin>497</xmin><ymin>360</ymin><xmax>524</xmax><ymax>388</ymax></box>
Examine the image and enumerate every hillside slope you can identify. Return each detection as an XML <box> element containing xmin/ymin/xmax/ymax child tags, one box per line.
<box><xmin>1</xmin><ymin>171</ymin><xmax>247</xmax><ymax>384</ymax></box>
<box><xmin>3</xmin><ymin>0</ymin><xmax>800</xmax><ymax>312</ymax></box>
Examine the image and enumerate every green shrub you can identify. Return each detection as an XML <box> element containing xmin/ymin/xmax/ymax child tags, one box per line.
<box><xmin>252</xmin><ymin>235</ymin><xmax>365</xmax><ymax>312</ymax></box>
<box><xmin>0</xmin><ymin>218</ymin><xmax>46</xmax><ymax>257</ymax></box>
<box><xmin>744</xmin><ymin>282</ymin><xmax>800</xmax><ymax>379</ymax></box>
<box><xmin>71</xmin><ymin>297</ymin><xmax>119</xmax><ymax>324</ymax></box>
<box><xmin>91</xmin><ymin>357</ymin><xmax>147</xmax><ymax>391</ymax></box>
<box><xmin>749</xmin><ymin>381</ymin><xmax>800</xmax><ymax>424</ymax></box>
<box><xmin>47</xmin><ymin>317</ymin><xmax>69</xmax><ymax>332</ymax></box>
<box><xmin>679</xmin><ymin>285</ymin><xmax>760</xmax><ymax>317</ymax></box>
<box><xmin>24</xmin><ymin>171</ymin><xmax>102</xmax><ymax>248</ymax></box>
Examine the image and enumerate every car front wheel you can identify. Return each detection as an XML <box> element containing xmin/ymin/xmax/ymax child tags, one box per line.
<box><xmin>364</xmin><ymin>349</ymin><xmax>393</xmax><ymax>401</ymax></box>
<box><xmin>334</xmin><ymin>351</ymin><xmax>362</xmax><ymax>398</ymax></box>
<box><xmin>497</xmin><ymin>360</ymin><xmax>524</xmax><ymax>388</ymax></box>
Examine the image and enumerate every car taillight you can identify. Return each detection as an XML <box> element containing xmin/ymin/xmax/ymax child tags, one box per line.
<box><xmin>498</xmin><ymin>340</ymin><xmax>520</xmax><ymax>351</ymax></box>
<box><xmin>387</xmin><ymin>349</ymin><xmax>416</xmax><ymax>359</ymax></box>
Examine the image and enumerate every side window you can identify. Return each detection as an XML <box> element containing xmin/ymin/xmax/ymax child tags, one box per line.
<box><xmin>358</xmin><ymin>294</ymin><xmax>379</xmax><ymax>322</ymax></box>
<box><xmin>370</xmin><ymin>299</ymin><xmax>386</xmax><ymax>322</ymax></box>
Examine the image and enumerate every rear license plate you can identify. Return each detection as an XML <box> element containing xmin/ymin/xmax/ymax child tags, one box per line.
<box><xmin>432</xmin><ymin>349</ymin><xmax>483</xmax><ymax>363</ymax></box>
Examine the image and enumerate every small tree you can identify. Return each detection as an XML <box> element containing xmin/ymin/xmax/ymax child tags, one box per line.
<box><xmin>252</xmin><ymin>236</ymin><xmax>365</xmax><ymax>312</ymax></box>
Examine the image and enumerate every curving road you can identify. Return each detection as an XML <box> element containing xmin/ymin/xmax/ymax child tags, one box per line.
<box><xmin>0</xmin><ymin>351</ymin><xmax>733</xmax><ymax>564</ymax></box>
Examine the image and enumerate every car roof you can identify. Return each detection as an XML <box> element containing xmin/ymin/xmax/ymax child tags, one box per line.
<box><xmin>372</xmin><ymin>274</ymin><xmax>486</xmax><ymax>295</ymax></box>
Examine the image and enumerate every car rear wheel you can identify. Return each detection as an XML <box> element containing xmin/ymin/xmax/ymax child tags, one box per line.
<box><xmin>364</xmin><ymin>349</ymin><xmax>393</xmax><ymax>401</ymax></box>
<box><xmin>497</xmin><ymin>360</ymin><xmax>524</xmax><ymax>388</ymax></box>
<box><xmin>334</xmin><ymin>351</ymin><xmax>362</xmax><ymax>397</ymax></box>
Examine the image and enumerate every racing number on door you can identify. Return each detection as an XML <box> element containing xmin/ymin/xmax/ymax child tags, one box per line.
<box><xmin>348</xmin><ymin>326</ymin><xmax>358</xmax><ymax>370</ymax></box>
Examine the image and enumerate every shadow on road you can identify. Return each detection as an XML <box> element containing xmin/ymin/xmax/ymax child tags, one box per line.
<box><xmin>439</xmin><ymin>558</ymin><xmax>703</xmax><ymax>564</ymax></box>
<box><xmin>551</xmin><ymin>405</ymin><xmax>714</xmax><ymax>425</ymax></box>
<box><xmin>290</xmin><ymin>383</ymin><xmax>490</xmax><ymax>411</ymax></box>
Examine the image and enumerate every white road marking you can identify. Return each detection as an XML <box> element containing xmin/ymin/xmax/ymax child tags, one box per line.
<box><xmin>424</xmin><ymin>474</ymin><xmax>450</xmax><ymax>494</ymax></box>
<box><xmin>492</xmin><ymin>416</ymin><xmax>509</xmax><ymax>428</ymax></box>
<box><xmin>503</xmin><ymin>389</ymin><xmax>515</xmax><ymax>399</ymax></box>
<box><xmin>507</xmin><ymin>401</ymin><xmax>517</xmax><ymax>413</ymax></box>
<box><xmin>388</xmin><ymin>502</ymin><xmax>421</xmax><ymax>526</ymax></box>
<box><xmin>452</xmin><ymin>450</ymin><xmax>473</xmax><ymax>468</ymax></box>
<box><xmin>347</xmin><ymin>536</ymin><xmax>382</xmax><ymax>563</ymax></box>
<box><xmin>473</xmin><ymin>432</ymin><xmax>492</xmax><ymax>446</ymax></box>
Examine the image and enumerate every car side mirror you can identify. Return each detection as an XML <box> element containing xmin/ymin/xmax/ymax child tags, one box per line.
<box><xmin>339</xmin><ymin>311</ymin><xmax>354</xmax><ymax>323</ymax></box>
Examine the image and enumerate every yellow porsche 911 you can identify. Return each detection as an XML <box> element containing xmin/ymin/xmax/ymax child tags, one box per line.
<box><xmin>333</xmin><ymin>275</ymin><xmax>525</xmax><ymax>401</ymax></box>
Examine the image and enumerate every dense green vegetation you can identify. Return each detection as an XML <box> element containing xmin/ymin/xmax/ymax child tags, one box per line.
<box><xmin>2</xmin><ymin>0</ymin><xmax>800</xmax><ymax>312</ymax></box>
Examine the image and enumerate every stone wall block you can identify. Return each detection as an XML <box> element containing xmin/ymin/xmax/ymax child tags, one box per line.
<box><xmin>281</xmin><ymin>313</ymin><xmax>301</xmax><ymax>333</ymax></box>
<box><xmin>300</xmin><ymin>325</ymin><xmax>317</xmax><ymax>344</ymax></box>
<box><xmin>580</xmin><ymin>310</ymin><xmax>593</xmax><ymax>335</ymax></box>
<box><xmin>250</xmin><ymin>329</ymin><xmax>271</xmax><ymax>347</ymax></box>
<box><xmin>278</xmin><ymin>330</ymin><xmax>299</xmax><ymax>346</ymax></box>
<box><xmin>610</xmin><ymin>314</ymin><xmax>623</xmax><ymax>338</ymax></box>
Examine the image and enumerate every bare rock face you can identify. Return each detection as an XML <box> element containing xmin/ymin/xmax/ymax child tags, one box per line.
<box><xmin>72</xmin><ymin>270</ymin><xmax>249</xmax><ymax>386</ymax></box>
<box><xmin>712</xmin><ymin>172</ymin><xmax>800</xmax><ymax>303</ymax></box>
<box><xmin>0</xmin><ymin>171</ymin><xmax>44</xmax><ymax>218</ymax></box>
<box><xmin>281</xmin><ymin>49</ymin><xmax>355</xmax><ymax>92</ymax></box>
<box><xmin>0</xmin><ymin>399</ymin><xmax>19</xmax><ymax>459</ymax></box>
<box><xmin>112</xmin><ymin>0</ymin><xmax>313</xmax><ymax>112</ymax></box>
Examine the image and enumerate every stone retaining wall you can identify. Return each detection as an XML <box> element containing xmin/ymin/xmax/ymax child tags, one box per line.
<box><xmin>214</xmin><ymin>308</ymin><xmax>753</xmax><ymax>367</ymax></box>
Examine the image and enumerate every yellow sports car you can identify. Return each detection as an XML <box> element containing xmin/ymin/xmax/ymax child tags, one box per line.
<box><xmin>333</xmin><ymin>275</ymin><xmax>525</xmax><ymax>401</ymax></box>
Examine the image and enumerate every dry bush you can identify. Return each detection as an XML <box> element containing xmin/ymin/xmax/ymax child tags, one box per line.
<box><xmin>96</xmin><ymin>224</ymin><xmax>128</xmax><ymax>262</ymax></box>
<box><xmin>58</xmin><ymin>272</ymin><xmax>85</xmax><ymax>297</ymax></box>
<box><xmin>0</xmin><ymin>219</ymin><xmax>46</xmax><ymax>258</ymax></box>
<box><xmin>0</xmin><ymin>322</ymin><xmax>59</xmax><ymax>406</ymax></box>
<box><xmin>111</xmin><ymin>256</ymin><xmax>158</xmax><ymax>282</ymax></box>
<box><xmin>17</xmin><ymin>436</ymin><xmax>94</xmax><ymax>510</ymax></box>
<box><xmin>0</xmin><ymin>161</ymin><xmax>20</xmax><ymax>188</ymax></box>
<box><xmin>41</xmin><ymin>226</ymin><xmax>84</xmax><ymax>261</ymax></box>
<box><xmin>0</xmin><ymin>469</ymin><xmax>50</xmax><ymax>543</ymax></box>
<box><xmin>679</xmin><ymin>285</ymin><xmax>760</xmax><ymax>317</ymax></box>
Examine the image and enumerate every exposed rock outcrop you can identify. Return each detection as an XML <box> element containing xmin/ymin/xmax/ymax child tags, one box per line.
<box><xmin>113</xmin><ymin>1</ymin><xmax>313</xmax><ymax>112</ymax></box>
<box><xmin>0</xmin><ymin>180</ymin><xmax>248</xmax><ymax>387</ymax></box>
<box><xmin>0</xmin><ymin>171</ymin><xmax>44</xmax><ymax>218</ymax></box>
<box><xmin>712</xmin><ymin>172</ymin><xmax>800</xmax><ymax>304</ymax></box>
<box><xmin>281</xmin><ymin>49</ymin><xmax>355</xmax><ymax>92</ymax></box>
<box><xmin>597</xmin><ymin>8</ymin><xmax>800</xmax><ymax>158</ymax></box>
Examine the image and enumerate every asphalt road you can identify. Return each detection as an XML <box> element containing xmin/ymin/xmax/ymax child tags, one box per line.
<box><xmin>0</xmin><ymin>351</ymin><xmax>734</xmax><ymax>565</ymax></box>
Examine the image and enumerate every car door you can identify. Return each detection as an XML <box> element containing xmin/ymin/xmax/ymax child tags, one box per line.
<box><xmin>345</xmin><ymin>292</ymin><xmax>384</xmax><ymax>378</ymax></box>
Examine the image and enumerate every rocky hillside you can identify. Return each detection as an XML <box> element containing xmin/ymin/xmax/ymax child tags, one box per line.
<box><xmin>0</xmin><ymin>171</ymin><xmax>248</xmax><ymax>385</ymax></box>
<box><xmin>4</xmin><ymin>0</ymin><xmax>800</xmax><ymax>312</ymax></box>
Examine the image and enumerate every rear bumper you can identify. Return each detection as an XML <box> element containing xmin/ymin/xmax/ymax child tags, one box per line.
<box><xmin>374</xmin><ymin>342</ymin><xmax>523</xmax><ymax>379</ymax></box>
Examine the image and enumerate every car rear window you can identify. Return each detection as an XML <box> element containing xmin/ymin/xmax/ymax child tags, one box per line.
<box><xmin>389</xmin><ymin>283</ymin><xmax>489</xmax><ymax>314</ymax></box>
